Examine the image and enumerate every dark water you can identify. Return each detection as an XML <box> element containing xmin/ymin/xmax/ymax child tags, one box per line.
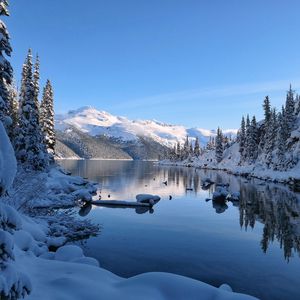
<box><xmin>59</xmin><ymin>159</ymin><xmax>300</xmax><ymax>300</ymax></box>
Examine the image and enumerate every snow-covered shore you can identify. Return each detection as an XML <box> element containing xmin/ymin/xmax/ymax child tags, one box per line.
<box><xmin>160</xmin><ymin>142</ymin><xmax>300</xmax><ymax>186</ymax></box>
<box><xmin>1</xmin><ymin>170</ymin><xmax>260</xmax><ymax>300</ymax></box>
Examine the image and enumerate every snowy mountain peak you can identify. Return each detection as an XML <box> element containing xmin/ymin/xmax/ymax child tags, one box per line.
<box><xmin>55</xmin><ymin>106</ymin><xmax>237</xmax><ymax>147</ymax></box>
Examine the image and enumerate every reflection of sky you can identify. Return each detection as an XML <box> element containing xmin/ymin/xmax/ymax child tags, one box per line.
<box><xmin>60</xmin><ymin>160</ymin><xmax>300</xmax><ymax>300</ymax></box>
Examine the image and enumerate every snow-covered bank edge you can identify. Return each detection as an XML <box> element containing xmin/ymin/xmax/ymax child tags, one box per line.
<box><xmin>159</xmin><ymin>141</ymin><xmax>300</xmax><ymax>187</ymax></box>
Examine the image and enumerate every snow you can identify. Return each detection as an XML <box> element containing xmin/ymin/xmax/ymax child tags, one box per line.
<box><xmin>0</xmin><ymin>121</ymin><xmax>17</xmax><ymax>195</ymax></box>
<box><xmin>136</xmin><ymin>194</ymin><xmax>161</xmax><ymax>203</ymax></box>
<box><xmin>91</xmin><ymin>199</ymin><xmax>153</xmax><ymax>207</ymax></box>
<box><xmin>160</xmin><ymin>139</ymin><xmax>300</xmax><ymax>184</ymax></box>
<box><xmin>55</xmin><ymin>106</ymin><xmax>237</xmax><ymax>148</ymax></box>
<box><xmin>15</xmin><ymin>254</ymin><xmax>258</xmax><ymax>300</ymax></box>
<box><xmin>54</xmin><ymin>245</ymin><xmax>83</xmax><ymax>261</ymax></box>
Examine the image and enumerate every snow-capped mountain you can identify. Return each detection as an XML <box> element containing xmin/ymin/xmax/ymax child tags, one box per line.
<box><xmin>55</xmin><ymin>106</ymin><xmax>237</xmax><ymax>148</ymax></box>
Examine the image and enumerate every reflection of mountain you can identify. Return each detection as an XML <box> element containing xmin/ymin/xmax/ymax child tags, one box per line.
<box><xmin>238</xmin><ymin>184</ymin><xmax>300</xmax><ymax>260</ymax></box>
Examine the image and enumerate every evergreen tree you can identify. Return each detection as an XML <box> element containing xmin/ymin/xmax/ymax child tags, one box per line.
<box><xmin>239</xmin><ymin>116</ymin><xmax>246</xmax><ymax>160</ymax></box>
<box><xmin>194</xmin><ymin>137</ymin><xmax>200</xmax><ymax>157</ymax></box>
<box><xmin>15</xmin><ymin>50</ymin><xmax>48</xmax><ymax>170</ymax></box>
<box><xmin>176</xmin><ymin>141</ymin><xmax>181</xmax><ymax>160</ymax></box>
<box><xmin>295</xmin><ymin>94</ymin><xmax>300</xmax><ymax>115</ymax></box>
<box><xmin>0</xmin><ymin>0</ymin><xmax>13</xmax><ymax>128</ymax></box>
<box><xmin>263</xmin><ymin>96</ymin><xmax>271</xmax><ymax>124</ymax></box>
<box><xmin>285</xmin><ymin>84</ymin><xmax>295</xmax><ymax>135</ymax></box>
<box><xmin>245</xmin><ymin>114</ymin><xmax>251</xmax><ymax>159</ymax></box>
<box><xmin>189</xmin><ymin>143</ymin><xmax>193</xmax><ymax>155</ymax></box>
<box><xmin>265</xmin><ymin>109</ymin><xmax>277</xmax><ymax>166</ymax></box>
<box><xmin>7</xmin><ymin>81</ymin><xmax>18</xmax><ymax>140</ymax></box>
<box><xmin>40</xmin><ymin>79</ymin><xmax>55</xmax><ymax>157</ymax></box>
<box><xmin>277</xmin><ymin>106</ymin><xmax>287</xmax><ymax>168</ymax></box>
<box><xmin>247</xmin><ymin>116</ymin><xmax>258</xmax><ymax>162</ymax></box>
<box><xmin>183</xmin><ymin>135</ymin><xmax>189</xmax><ymax>159</ymax></box>
<box><xmin>215</xmin><ymin>127</ymin><xmax>223</xmax><ymax>163</ymax></box>
<box><xmin>33</xmin><ymin>54</ymin><xmax>40</xmax><ymax>108</ymax></box>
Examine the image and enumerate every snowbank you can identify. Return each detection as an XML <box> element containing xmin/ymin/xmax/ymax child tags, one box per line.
<box><xmin>0</xmin><ymin>121</ymin><xmax>17</xmax><ymax>195</ymax></box>
<box><xmin>160</xmin><ymin>141</ymin><xmax>300</xmax><ymax>185</ymax></box>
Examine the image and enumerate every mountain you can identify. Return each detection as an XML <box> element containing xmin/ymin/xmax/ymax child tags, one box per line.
<box><xmin>55</xmin><ymin>106</ymin><xmax>237</xmax><ymax>160</ymax></box>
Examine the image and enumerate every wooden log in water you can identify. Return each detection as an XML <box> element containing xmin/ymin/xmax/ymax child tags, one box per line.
<box><xmin>91</xmin><ymin>200</ymin><xmax>152</xmax><ymax>207</ymax></box>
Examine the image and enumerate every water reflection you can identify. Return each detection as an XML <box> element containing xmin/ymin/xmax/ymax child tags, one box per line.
<box><xmin>238</xmin><ymin>184</ymin><xmax>300</xmax><ymax>261</ymax></box>
<box><xmin>60</xmin><ymin>159</ymin><xmax>300</xmax><ymax>262</ymax></box>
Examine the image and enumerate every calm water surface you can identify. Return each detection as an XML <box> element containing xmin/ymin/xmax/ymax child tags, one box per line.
<box><xmin>59</xmin><ymin>160</ymin><xmax>300</xmax><ymax>300</ymax></box>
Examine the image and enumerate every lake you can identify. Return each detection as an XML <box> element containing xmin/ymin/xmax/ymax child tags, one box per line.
<box><xmin>59</xmin><ymin>159</ymin><xmax>300</xmax><ymax>300</ymax></box>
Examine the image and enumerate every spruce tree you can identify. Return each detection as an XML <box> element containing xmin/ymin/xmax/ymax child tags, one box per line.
<box><xmin>265</xmin><ymin>109</ymin><xmax>277</xmax><ymax>166</ymax></box>
<box><xmin>7</xmin><ymin>81</ymin><xmax>18</xmax><ymax>140</ymax></box>
<box><xmin>176</xmin><ymin>141</ymin><xmax>181</xmax><ymax>160</ymax></box>
<box><xmin>215</xmin><ymin>127</ymin><xmax>223</xmax><ymax>163</ymax></box>
<box><xmin>194</xmin><ymin>137</ymin><xmax>200</xmax><ymax>157</ymax></box>
<box><xmin>40</xmin><ymin>79</ymin><xmax>55</xmax><ymax>157</ymax></box>
<box><xmin>0</xmin><ymin>0</ymin><xmax>13</xmax><ymax>128</ymax></box>
<box><xmin>183</xmin><ymin>135</ymin><xmax>189</xmax><ymax>159</ymax></box>
<box><xmin>277</xmin><ymin>106</ymin><xmax>287</xmax><ymax>168</ymax></box>
<box><xmin>15</xmin><ymin>50</ymin><xmax>48</xmax><ymax>170</ymax></box>
<box><xmin>33</xmin><ymin>54</ymin><xmax>40</xmax><ymax>108</ymax></box>
<box><xmin>263</xmin><ymin>96</ymin><xmax>271</xmax><ymax>123</ymax></box>
<box><xmin>239</xmin><ymin>116</ymin><xmax>246</xmax><ymax>161</ymax></box>
<box><xmin>248</xmin><ymin>116</ymin><xmax>258</xmax><ymax>162</ymax></box>
<box><xmin>285</xmin><ymin>84</ymin><xmax>295</xmax><ymax>135</ymax></box>
<box><xmin>245</xmin><ymin>114</ymin><xmax>251</xmax><ymax>160</ymax></box>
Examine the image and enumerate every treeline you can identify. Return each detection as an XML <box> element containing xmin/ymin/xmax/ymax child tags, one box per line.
<box><xmin>166</xmin><ymin>86</ymin><xmax>300</xmax><ymax>171</ymax></box>
<box><xmin>167</xmin><ymin>132</ymin><xmax>234</xmax><ymax>162</ymax></box>
<box><xmin>0</xmin><ymin>2</ymin><xmax>55</xmax><ymax>171</ymax></box>
<box><xmin>237</xmin><ymin>86</ymin><xmax>300</xmax><ymax>170</ymax></box>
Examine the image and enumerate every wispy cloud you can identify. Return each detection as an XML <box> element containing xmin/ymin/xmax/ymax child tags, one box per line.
<box><xmin>111</xmin><ymin>78</ymin><xmax>300</xmax><ymax>110</ymax></box>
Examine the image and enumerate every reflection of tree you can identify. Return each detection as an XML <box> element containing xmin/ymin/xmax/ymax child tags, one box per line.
<box><xmin>239</xmin><ymin>183</ymin><xmax>300</xmax><ymax>261</ymax></box>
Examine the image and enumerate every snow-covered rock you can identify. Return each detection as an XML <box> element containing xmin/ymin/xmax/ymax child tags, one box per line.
<box><xmin>54</xmin><ymin>245</ymin><xmax>83</xmax><ymax>262</ymax></box>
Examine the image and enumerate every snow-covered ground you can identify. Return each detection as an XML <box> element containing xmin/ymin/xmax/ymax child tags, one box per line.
<box><xmin>160</xmin><ymin>142</ymin><xmax>300</xmax><ymax>184</ymax></box>
<box><xmin>55</xmin><ymin>106</ymin><xmax>237</xmax><ymax>148</ymax></box>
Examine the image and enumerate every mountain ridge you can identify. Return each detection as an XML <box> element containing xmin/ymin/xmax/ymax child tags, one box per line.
<box><xmin>55</xmin><ymin>106</ymin><xmax>237</xmax><ymax>149</ymax></box>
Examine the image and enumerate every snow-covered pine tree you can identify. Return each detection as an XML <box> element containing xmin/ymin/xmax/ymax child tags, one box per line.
<box><xmin>176</xmin><ymin>141</ymin><xmax>181</xmax><ymax>160</ymax></box>
<box><xmin>15</xmin><ymin>50</ymin><xmax>48</xmax><ymax>170</ymax></box>
<box><xmin>189</xmin><ymin>143</ymin><xmax>193</xmax><ymax>155</ymax></box>
<box><xmin>295</xmin><ymin>94</ymin><xmax>300</xmax><ymax>116</ymax></box>
<box><xmin>215</xmin><ymin>127</ymin><xmax>223</xmax><ymax>163</ymax></box>
<box><xmin>0</xmin><ymin>0</ymin><xmax>13</xmax><ymax>130</ymax></box>
<box><xmin>263</xmin><ymin>96</ymin><xmax>271</xmax><ymax>123</ymax></box>
<box><xmin>265</xmin><ymin>108</ymin><xmax>277</xmax><ymax>167</ymax></box>
<box><xmin>194</xmin><ymin>137</ymin><xmax>200</xmax><ymax>157</ymax></box>
<box><xmin>40</xmin><ymin>79</ymin><xmax>55</xmax><ymax>157</ymax></box>
<box><xmin>7</xmin><ymin>81</ymin><xmax>18</xmax><ymax>140</ymax></box>
<box><xmin>33</xmin><ymin>54</ymin><xmax>40</xmax><ymax>108</ymax></box>
<box><xmin>239</xmin><ymin>116</ymin><xmax>246</xmax><ymax>161</ymax></box>
<box><xmin>183</xmin><ymin>135</ymin><xmax>190</xmax><ymax>159</ymax></box>
<box><xmin>285</xmin><ymin>84</ymin><xmax>295</xmax><ymax>135</ymax></box>
<box><xmin>244</xmin><ymin>114</ymin><xmax>251</xmax><ymax>160</ymax></box>
<box><xmin>276</xmin><ymin>106</ymin><xmax>287</xmax><ymax>169</ymax></box>
<box><xmin>259</xmin><ymin>96</ymin><xmax>272</xmax><ymax>153</ymax></box>
<box><xmin>248</xmin><ymin>116</ymin><xmax>258</xmax><ymax>162</ymax></box>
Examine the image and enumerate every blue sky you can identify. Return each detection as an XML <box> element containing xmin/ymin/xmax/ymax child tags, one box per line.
<box><xmin>6</xmin><ymin>0</ymin><xmax>300</xmax><ymax>129</ymax></box>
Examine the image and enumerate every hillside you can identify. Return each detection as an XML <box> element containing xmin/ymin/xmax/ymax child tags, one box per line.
<box><xmin>55</xmin><ymin>106</ymin><xmax>237</xmax><ymax>160</ymax></box>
